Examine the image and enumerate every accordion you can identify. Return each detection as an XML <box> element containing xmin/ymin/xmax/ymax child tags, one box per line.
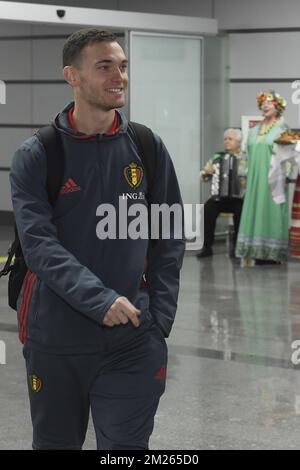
<box><xmin>211</xmin><ymin>153</ymin><xmax>241</xmax><ymax>199</ymax></box>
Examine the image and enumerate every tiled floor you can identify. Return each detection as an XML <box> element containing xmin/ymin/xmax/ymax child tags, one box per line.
<box><xmin>1</xmin><ymin>231</ymin><xmax>300</xmax><ymax>449</ymax></box>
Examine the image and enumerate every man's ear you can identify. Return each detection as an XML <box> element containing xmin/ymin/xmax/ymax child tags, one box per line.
<box><xmin>63</xmin><ymin>66</ymin><xmax>79</xmax><ymax>87</ymax></box>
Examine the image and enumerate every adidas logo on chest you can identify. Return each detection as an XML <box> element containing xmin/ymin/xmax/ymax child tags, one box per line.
<box><xmin>60</xmin><ymin>178</ymin><xmax>81</xmax><ymax>195</ymax></box>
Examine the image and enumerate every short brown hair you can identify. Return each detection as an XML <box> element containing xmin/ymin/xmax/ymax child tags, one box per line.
<box><xmin>63</xmin><ymin>28</ymin><xmax>117</xmax><ymax>67</ymax></box>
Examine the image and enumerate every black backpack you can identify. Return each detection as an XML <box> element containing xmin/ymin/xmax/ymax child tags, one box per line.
<box><xmin>0</xmin><ymin>122</ymin><xmax>157</xmax><ymax>310</ymax></box>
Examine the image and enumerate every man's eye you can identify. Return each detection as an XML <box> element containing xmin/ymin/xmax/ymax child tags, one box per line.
<box><xmin>120</xmin><ymin>65</ymin><xmax>128</xmax><ymax>71</ymax></box>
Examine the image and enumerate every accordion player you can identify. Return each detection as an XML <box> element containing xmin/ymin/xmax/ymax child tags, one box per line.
<box><xmin>198</xmin><ymin>129</ymin><xmax>248</xmax><ymax>259</ymax></box>
<box><xmin>211</xmin><ymin>152</ymin><xmax>241</xmax><ymax>200</ymax></box>
<box><xmin>201</xmin><ymin>151</ymin><xmax>247</xmax><ymax>200</ymax></box>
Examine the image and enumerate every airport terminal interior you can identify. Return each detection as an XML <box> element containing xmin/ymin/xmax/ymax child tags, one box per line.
<box><xmin>1</xmin><ymin>0</ymin><xmax>300</xmax><ymax>450</ymax></box>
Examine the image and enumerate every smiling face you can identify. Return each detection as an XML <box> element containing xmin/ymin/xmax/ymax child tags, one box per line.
<box><xmin>261</xmin><ymin>100</ymin><xmax>278</xmax><ymax>119</ymax></box>
<box><xmin>64</xmin><ymin>40</ymin><xmax>128</xmax><ymax>111</ymax></box>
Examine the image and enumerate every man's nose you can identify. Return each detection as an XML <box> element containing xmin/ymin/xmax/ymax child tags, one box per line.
<box><xmin>111</xmin><ymin>65</ymin><xmax>124</xmax><ymax>80</ymax></box>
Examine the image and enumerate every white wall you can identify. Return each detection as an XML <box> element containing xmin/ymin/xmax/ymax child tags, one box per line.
<box><xmin>229</xmin><ymin>32</ymin><xmax>300</xmax><ymax>128</ymax></box>
<box><xmin>0</xmin><ymin>22</ymin><xmax>79</xmax><ymax>210</ymax></box>
<box><xmin>215</xmin><ymin>0</ymin><xmax>300</xmax><ymax>30</ymax></box>
<box><xmin>214</xmin><ymin>0</ymin><xmax>300</xmax><ymax>130</ymax></box>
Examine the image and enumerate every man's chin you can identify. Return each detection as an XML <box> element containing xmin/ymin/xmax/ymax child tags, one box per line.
<box><xmin>114</xmin><ymin>102</ymin><xmax>126</xmax><ymax>109</ymax></box>
<box><xmin>105</xmin><ymin>99</ymin><xmax>126</xmax><ymax>110</ymax></box>
<box><xmin>93</xmin><ymin>102</ymin><xmax>125</xmax><ymax>112</ymax></box>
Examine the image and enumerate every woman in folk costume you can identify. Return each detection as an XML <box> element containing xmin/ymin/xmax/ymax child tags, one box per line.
<box><xmin>235</xmin><ymin>90</ymin><xmax>289</xmax><ymax>264</ymax></box>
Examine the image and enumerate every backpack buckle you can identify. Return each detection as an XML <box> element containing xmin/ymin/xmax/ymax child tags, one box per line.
<box><xmin>0</xmin><ymin>244</ymin><xmax>16</xmax><ymax>278</ymax></box>
<box><xmin>0</xmin><ymin>265</ymin><xmax>13</xmax><ymax>277</ymax></box>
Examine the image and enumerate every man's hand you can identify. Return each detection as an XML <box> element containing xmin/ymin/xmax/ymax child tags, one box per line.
<box><xmin>103</xmin><ymin>297</ymin><xmax>141</xmax><ymax>328</ymax></box>
<box><xmin>204</xmin><ymin>162</ymin><xmax>214</xmax><ymax>175</ymax></box>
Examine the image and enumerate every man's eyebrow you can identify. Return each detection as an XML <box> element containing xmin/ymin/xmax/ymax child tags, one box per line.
<box><xmin>95</xmin><ymin>59</ymin><xmax>128</xmax><ymax>65</ymax></box>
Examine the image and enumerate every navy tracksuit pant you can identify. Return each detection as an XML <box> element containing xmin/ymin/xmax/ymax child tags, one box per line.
<box><xmin>23</xmin><ymin>324</ymin><xmax>167</xmax><ymax>450</ymax></box>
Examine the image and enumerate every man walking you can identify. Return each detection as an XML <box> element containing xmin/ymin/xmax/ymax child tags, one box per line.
<box><xmin>10</xmin><ymin>29</ymin><xmax>185</xmax><ymax>450</ymax></box>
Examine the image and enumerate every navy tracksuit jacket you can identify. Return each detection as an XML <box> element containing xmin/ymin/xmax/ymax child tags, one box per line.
<box><xmin>10</xmin><ymin>102</ymin><xmax>185</xmax><ymax>354</ymax></box>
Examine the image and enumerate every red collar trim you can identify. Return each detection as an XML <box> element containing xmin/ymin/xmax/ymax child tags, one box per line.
<box><xmin>68</xmin><ymin>106</ymin><xmax>119</xmax><ymax>137</ymax></box>
<box><xmin>105</xmin><ymin>111</ymin><xmax>119</xmax><ymax>136</ymax></box>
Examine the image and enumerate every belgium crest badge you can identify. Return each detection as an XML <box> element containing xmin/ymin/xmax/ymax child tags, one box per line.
<box><xmin>124</xmin><ymin>162</ymin><xmax>144</xmax><ymax>189</ymax></box>
<box><xmin>29</xmin><ymin>374</ymin><xmax>42</xmax><ymax>393</ymax></box>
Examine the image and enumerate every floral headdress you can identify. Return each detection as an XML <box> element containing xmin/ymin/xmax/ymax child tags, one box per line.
<box><xmin>256</xmin><ymin>90</ymin><xmax>287</xmax><ymax>115</ymax></box>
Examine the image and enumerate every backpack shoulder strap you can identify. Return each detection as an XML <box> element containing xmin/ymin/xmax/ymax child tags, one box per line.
<box><xmin>0</xmin><ymin>126</ymin><xmax>64</xmax><ymax>280</ymax></box>
<box><xmin>128</xmin><ymin>121</ymin><xmax>157</xmax><ymax>199</ymax></box>
<box><xmin>36</xmin><ymin>124</ymin><xmax>64</xmax><ymax>207</ymax></box>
